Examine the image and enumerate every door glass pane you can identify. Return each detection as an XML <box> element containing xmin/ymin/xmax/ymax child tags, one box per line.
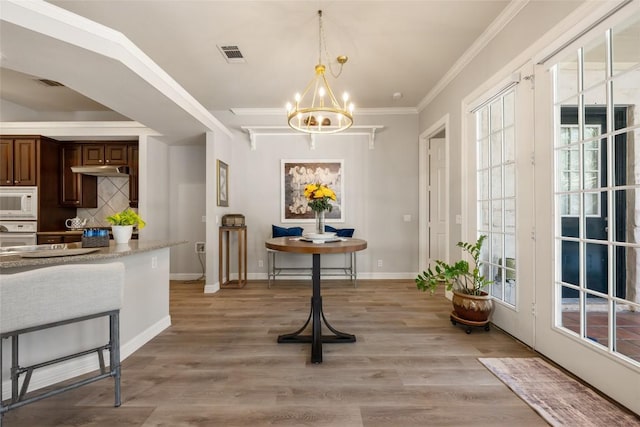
<box><xmin>491</xmin><ymin>200</ymin><xmax>503</xmax><ymax>231</ymax></box>
<box><xmin>491</xmin><ymin>133</ymin><xmax>502</xmax><ymax>165</ymax></box>
<box><xmin>490</xmin><ymin>99</ymin><xmax>503</xmax><ymax>132</ymax></box>
<box><xmin>583</xmin><ymin>35</ymin><xmax>607</xmax><ymax>89</ymax></box>
<box><xmin>612</xmin><ymin>15</ymin><xmax>640</xmax><ymax>76</ymax></box>
<box><xmin>504</xmin><ymin>164</ymin><xmax>515</xmax><ymax>198</ymax></box>
<box><xmin>504</xmin><ymin>198</ymin><xmax>516</xmax><ymax>233</ymax></box>
<box><xmin>504</xmin><ymin>127</ymin><xmax>515</xmax><ymax>162</ymax></box>
<box><xmin>613</xmin><ymin>244</ymin><xmax>631</xmax><ymax>299</ymax></box>
<box><xmin>583</xmin><ymin>191</ymin><xmax>602</xmax><ymax>219</ymax></box>
<box><xmin>612</xmin><ymin>70</ymin><xmax>640</xmax><ymax>130</ymax></box>
<box><xmin>479</xmin><ymin>137</ymin><xmax>490</xmax><ymax>168</ymax></box>
<box><xmin>491</xmin><ymin>166</ymin><xmax>502</xmax><ymax>199</ymax></box>
<box><xmin>585</xmin><ymin>242</ymin><xmax>608</xmax><ymax>293</ymax></box>
<box><xmin>556</xmin><ymin>53</ymin><xmax>579</xmax><ymax>100</ymax></box>
<box><xmin>477</xmin><ymin>108</ymin><xmax>489</xmax><ymax>137</ymax></box>
<box><xmin>504</xmin><ymin>91</ymin><xmax>515</xmax><ymax>127</ymax></box>
<box><xmin>478</xmin><ymin>170</ymin><xmax>489</xmax><ymax>200</ymax></box>
<box><xmin>561</xmin><ymin>240</ymin><xmax>580</xmax><ymax>285</ymax></box>
<box><xmin>479</xmin><ymin>201</ymin><xmax>490</xmax><ymax>230</ymax></box>
<box><xmin>615</xmin><ymin>301</ymin><xmax>640</xmax><ymax>363</ymax></box>
<box><xmin>585</xmin><ymin>294</ymin><xmax>609</xmax><ymax>348</ymax></box>
<box><xmin>613</xmin><ymin>189</ymin><xmax>639</xmax><ymax>243</ymax></box>
<box><xmin>560</xmin><ymin>287</ymin><xmax>580</xmax><ymax>335</ymax></box>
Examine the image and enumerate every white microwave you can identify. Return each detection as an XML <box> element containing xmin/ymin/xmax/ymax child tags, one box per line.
<box><xmin>0</xmin><ymin>187</ymin><xmax>38</xmax><ymax>220</ymax></box>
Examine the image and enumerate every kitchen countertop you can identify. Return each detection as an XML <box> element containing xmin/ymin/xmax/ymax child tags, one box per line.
<box><xmin>1</xmin><ymin>240</ymin><xmax>185</xmax><ymax>270</ymax></box>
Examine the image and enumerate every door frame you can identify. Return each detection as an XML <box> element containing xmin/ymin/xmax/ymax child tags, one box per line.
<box><xmin>419</xmin><ymin>115</ymin><xmax>450</xmax><ymax>272</ymax></box>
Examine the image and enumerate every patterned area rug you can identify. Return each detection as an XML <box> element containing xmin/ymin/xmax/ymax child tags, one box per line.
<box><xmin>478</xmin><ymin>357</ymin><xmax>640</xmax><ymax>426</ymax></box>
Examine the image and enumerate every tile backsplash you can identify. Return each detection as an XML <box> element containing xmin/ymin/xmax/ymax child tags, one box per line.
<box><xmin>76</xmin><ymin>176</ymin><xmax>132</xmax><ymax>227</ymax></box>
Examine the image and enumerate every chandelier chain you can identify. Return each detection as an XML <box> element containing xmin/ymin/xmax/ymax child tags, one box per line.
<box><xmin>318</xmin><ymin>10</ymin><xmax>344</xmax><ymax>79</ymax></box>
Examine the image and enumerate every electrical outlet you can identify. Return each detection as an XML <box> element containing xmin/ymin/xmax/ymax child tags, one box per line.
<box><xmin>377</xmin><ymin>259</ymin><xmax>383</xmax><ymax>268</ymax></box>
<box><xmin>258</xmin><ymin>259</ymin><xmax>264</xmax><ymax>267</ymax></box>
<box><xmin>151</xmin><ymin>256</ymin><xmax>158</xmax><ymax>269</ymax></box>
<box><xmin>195</xmin><ymin>242</ymin><xmax>206</xmax><ymax>253</ymax></box>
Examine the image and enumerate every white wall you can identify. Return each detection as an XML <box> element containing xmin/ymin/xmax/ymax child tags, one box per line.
<box><xmin>167</xmin><ymin>142</ymin><xmax>207</xmax><ymax>280</ymax></box>
<box><xmin>139</xmin><ymin>135</ymin><xmax>170</xmax><ymax>242</ymax></box>
<box><xmin>205</xmin><ymin>111</ymin><xmax>419</xmax><ymax>284</ymax></box>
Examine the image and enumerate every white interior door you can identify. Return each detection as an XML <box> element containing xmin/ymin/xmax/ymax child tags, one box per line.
<box><xmin>428</xmin><ymin>138</ymin><xmax>447</xmax><ymax>267</ymax></box>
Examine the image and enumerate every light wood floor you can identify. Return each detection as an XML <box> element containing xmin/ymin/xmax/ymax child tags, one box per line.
<box><xmin>3</xmin><ymin>279</ymin><xmax>548</xmax><ymax>427</ymax></box>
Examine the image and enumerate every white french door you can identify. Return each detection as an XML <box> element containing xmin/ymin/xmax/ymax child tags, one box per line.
<box><xmin>534</xmin><ymin>3</ymin><xmax>640</xmax><ymax>415</ymax></box>
<box><xmin>467</xmin><ymin>62</ymin><xmax>536</xmax><ymax>346</ymax></box>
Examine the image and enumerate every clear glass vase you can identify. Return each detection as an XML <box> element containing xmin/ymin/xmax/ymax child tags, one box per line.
<box><xmin>315</xmin><ymin>210</ymin><xmax>325</xmax><ymax>234</ymax></box>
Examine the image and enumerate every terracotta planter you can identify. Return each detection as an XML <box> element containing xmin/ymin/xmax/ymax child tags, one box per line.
<box><xmin>451</xmin><ymin>290</ymin><xmax>493</xmax><ymax>322</ymax></box>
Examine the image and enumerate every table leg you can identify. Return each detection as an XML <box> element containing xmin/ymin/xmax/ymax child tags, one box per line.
<box><xmin>277</xmin><ymin>253</ymin><xmax>356</xmax><ymax>364</ymax></box>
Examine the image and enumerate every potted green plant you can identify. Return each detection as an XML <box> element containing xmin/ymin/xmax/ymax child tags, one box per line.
<box><xmin>415</xmin><ymin>235</ymin><xmax>493</xmax><ymax>325</ymax></box>
<box><xmin>106</xmin><ymin>208</ymin><xmax>146</xmax><ymax>244</ymax></box>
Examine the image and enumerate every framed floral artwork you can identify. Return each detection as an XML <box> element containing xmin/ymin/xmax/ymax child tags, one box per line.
<box><xmin>281</xmin><ymin>159</ymin><xmax>344</xmax><ymax>222</ymax></box>
<box><xmin>217</xmin><ymin>159</ymin><xmax>228</xmax><ymax>207</ymax></box>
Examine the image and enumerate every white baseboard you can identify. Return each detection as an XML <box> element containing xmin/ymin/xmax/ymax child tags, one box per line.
<box><xmin>1</xmin><ymin>315</ymin><xmax>171</xmax><ymax>401</ymax></box>
<box><xmin>204</xmin><ymin>281</ymin><xmax>220</xmax><ymax>293</ymax></box>
<box><xmin>170</xmin><ymin>273</ymin><xmax>205</xmax><ymax>281</ymax></box>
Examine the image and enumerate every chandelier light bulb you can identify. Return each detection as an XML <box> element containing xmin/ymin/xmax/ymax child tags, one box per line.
<box><xmin>318</xmin><ymin>87</ymin><xmax>326</xmax><ymax>97</ymax></box>
<box><xmin>286</xmin><ymin>102</ymin><xmax>292</xmax><ymax>112</ymax></box>
<box><xmin>295</xmin><ymin>93</ymin><xmax>301</xmax><ymax>103</ymax></box>
<box><xmin>342</xmin><ymin>93</ymin><xmax>349</xmax><ymax>102</ymax></box>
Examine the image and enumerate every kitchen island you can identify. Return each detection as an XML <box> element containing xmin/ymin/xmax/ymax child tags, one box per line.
<box><xmin>1</xmin><ymin>240</ymin><xmax>185</xmax><ymax>400</ymax></box>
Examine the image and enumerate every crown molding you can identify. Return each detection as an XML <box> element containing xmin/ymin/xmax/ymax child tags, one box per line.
<box><xmin>417</xmin><ymin>0</ymin><xmax>529</xmax><ymax>112</ymax></box>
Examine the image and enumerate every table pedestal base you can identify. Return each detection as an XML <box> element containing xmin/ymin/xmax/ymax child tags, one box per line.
<box><xmin>277</xmin><ymin>254</ymin><xmax>355</xmax><ymax>363</ymax></box>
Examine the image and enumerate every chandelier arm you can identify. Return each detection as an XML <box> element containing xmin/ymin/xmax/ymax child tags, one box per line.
<box><xmin>320</xmin><ymin>73</ymin><xmax>342</xmax><ymax>109</ymax></box>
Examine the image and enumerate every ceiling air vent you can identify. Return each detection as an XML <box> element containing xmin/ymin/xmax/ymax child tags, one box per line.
<box><xmin>38</xmin><ymin>79</ymin><xmax>65</xmax><ymax>87</ymax></box>
<box><xmin>217</xmin><ymin>45</ymin><xmax>246</xmax><ymax>63</ymax></box>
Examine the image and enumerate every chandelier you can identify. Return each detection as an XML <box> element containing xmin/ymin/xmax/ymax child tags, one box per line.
<box><xmin>286</xmin><ymin>10</ymin><xmax>354</xmax><ymax>134</ymax></box>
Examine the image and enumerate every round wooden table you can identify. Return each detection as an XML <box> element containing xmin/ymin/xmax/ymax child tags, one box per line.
<box><xmin>265</xmin><ymin>236</ymin><xmax>367</xmax><ymax>363</ymax></box>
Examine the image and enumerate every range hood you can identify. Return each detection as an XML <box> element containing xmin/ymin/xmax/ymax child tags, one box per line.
<box><xmin>71</xmin><ymin>165</ymin><xmax>131</xmax><ymax>177</ymax></box>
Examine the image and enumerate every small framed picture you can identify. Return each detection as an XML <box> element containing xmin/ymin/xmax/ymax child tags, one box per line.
<box><xmin>217</xmin><ymin>160</ymin><xmax>229</xmax><ymax>207</ymax></box>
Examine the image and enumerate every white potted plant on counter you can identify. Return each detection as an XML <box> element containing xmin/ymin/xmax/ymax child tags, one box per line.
<box><xmin>106</xmin><ymin>208</ymin><xmax>146</xmax><ymax>244</ymax></box>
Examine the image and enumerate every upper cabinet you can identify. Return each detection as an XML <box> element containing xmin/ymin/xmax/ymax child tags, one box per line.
<box><xmin>60</xmin><ymin>144</ymin><xmax>97</xmax><ymax>208</ymax></box>
<box><xmin>0</xmin><ymin>137</ymin><xmax>37</xmax><ymax>186</ymax></box>
<box><xmin>82</xmin><ymin>143</ymin><xmax>128</xmax><ymax>166</ymax></box>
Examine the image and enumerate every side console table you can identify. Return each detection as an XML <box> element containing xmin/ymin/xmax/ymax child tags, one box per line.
<box><xmin>219</xmin><ymin>225</ymin><xmax>247</xmax><ymax>288</ymax></box>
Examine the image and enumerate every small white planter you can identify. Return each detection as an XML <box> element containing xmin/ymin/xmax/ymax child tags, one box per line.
<box><xmin>111</xmin><ymin>225</ymin><xmax>133</xmax><ymax>244</ymax></box>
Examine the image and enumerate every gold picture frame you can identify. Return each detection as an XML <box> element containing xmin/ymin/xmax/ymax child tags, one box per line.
<box><xmin>217</xmin><ymin>160</ymin><xmax>229</xmax><ymax>207</ymax></box>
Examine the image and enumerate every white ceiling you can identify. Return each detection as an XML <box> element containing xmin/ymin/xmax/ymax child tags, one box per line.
<box><xmin>0</xmin><ymin>0</ymin><xmax>514</xmax><ymax>140</ymax></box>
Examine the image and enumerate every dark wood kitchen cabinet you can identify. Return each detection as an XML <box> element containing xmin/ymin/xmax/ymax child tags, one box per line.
<box><xmin>128</xmin><ymin>144</ymin><xmax>139</xmax><ymax>207</ymax></box>
<box><xmin>60</xmin><ymin>144</ymin><xmax>98</xmax><ymax>208</ymax></box>
<box><xmin>37</xmin><ymin>234</ymin><xmax>82</xmax><ymax>244</ymax></box>
<box><xmin>0</xmin><ymin>137</ymin><xmax>37</xmax><ymax>186</ymax></box>
<box><xmin>82</xmin><ymin>143</ymin><xmax>128</xmax><ymax>166</ymax></box>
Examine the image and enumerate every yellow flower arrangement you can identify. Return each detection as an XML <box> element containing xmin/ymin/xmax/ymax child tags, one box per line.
<box><xmin>304</xmin><ymin>183</ymin><xmax>337</xmax><ymax>213</ymax></box>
